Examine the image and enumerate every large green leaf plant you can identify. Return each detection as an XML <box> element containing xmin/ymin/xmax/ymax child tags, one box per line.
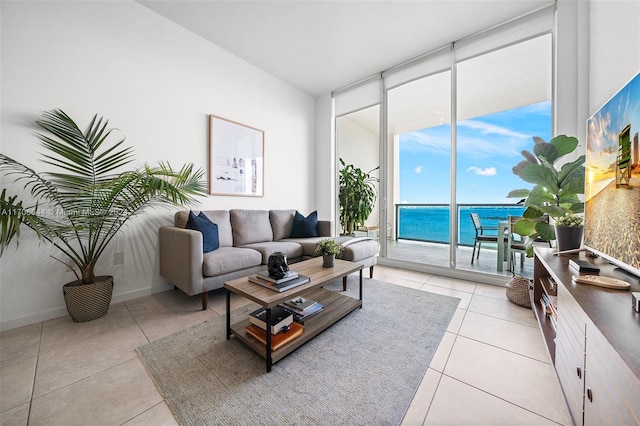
<box><xmin>0</xmin><ymin>109</ymin><xmax>206</xmax><ymax>284</ymax></box>
<box><xmin>338</xmin><ymin>158</ymin><xmax>379</xmax><ymax>235</ymax></box>
<box><xmin>506</xmin><ymin>135</ymin><xmax>585</xmax><ymax>255</ymax></box>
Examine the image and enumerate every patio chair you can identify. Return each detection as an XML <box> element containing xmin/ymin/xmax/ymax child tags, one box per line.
<box><xmin>470</xmin><ymin>212</ymin><xmax>500</xmax><ymax>264</ymax></box>
<box><xmin>508</xmin><ymin>216</ymin><xmax>527</xmax><ymax>270</ymax></box>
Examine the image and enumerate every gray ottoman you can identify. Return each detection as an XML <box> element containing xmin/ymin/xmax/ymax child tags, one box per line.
<box><xmin>337</xmin><ymin>237</ymin><xmax>380</xmax><ymax>291</ymax></box>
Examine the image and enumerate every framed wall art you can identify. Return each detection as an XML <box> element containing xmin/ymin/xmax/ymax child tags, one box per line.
<box><xmin>209</xmin><ymin>115</ymin><xmax>264</xmax><ymax>197</ymax></box>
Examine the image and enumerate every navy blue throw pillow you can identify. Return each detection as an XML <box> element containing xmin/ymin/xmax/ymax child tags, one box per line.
<box><xmin>290</xmin><ymin>210</ymin><xmax>319</xmax><ymax>238</ymax></box>
<box><xmin>185</xmin><ymin>211</ymin><xmax>220</xmax><ymax>253</ymax></box>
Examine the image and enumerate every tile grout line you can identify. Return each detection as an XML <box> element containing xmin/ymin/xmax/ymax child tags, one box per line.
<box><xmin>417</xmin><ymin>368</ymin><xmax>444</xmax><ymax>426</ymax></box>
<box><xmin>465</xmin><ymin>305</ymin><xmax>540</xmax><ymax>329</ymax></box>
<box><xmin>437</xmin><ymin>374</ymin><xmax>566</xmax><ymax>425</ymax></box>
<box><xmin>420</xmin><ymin>299</ymin><xmax>468</xmax><ymax>424</ymax></box>
<box><xmin>26</xmin><ymin>321</ymin><xmax>44</xmax><ymax>425</ymax></box>
<box><xmin>451</xmin><ymin>333</ymin><xmax>553</xmax><ymax>366</ymax></box>
<box><xmin>118</xmin><ymin>400</ymin><xmax>168</xmax><ymax>426</ymax></box>
<box><xmin>122</xmin><ymin>300</ymin><xmax>152</xmax><ymax>344</ymax></box>
<box><xmin>28</xmin><ymin>357</ymin><xmax>139</xmax><ymax>403</ymax></box>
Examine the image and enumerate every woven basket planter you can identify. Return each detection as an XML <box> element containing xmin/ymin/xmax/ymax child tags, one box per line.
<box><xmin>63</xmin><ymin>276</ymin><xmax>114</xmax><ymax>322</ymax></box>
<box><xmin>506</xmin><ymin>274</ymin><xmax>532</xmax><ymax>308</ymax></box>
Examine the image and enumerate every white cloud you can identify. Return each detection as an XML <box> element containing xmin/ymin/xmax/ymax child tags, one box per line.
<box><xmin>458</xmin><ymin>120</ymin><xmax>530</xmax><ymax>139</ymax></box>
<box><xmin>467</xmin><ymin>166</ymin><xmax>497</xmax><ymax>176</ymax></box>
<box><xmin>414</xmin><ymin>165</ymin><xmax>423</xmax><ymax>174</ymax></box>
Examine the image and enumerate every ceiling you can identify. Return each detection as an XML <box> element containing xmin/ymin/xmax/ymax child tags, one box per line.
<box><xmin>138</xmin><ymin>0</ymin><xmax>551</xmax><ymax>98</ymax></box>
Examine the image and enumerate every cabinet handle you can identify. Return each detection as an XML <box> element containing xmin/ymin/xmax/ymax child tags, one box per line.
<box><xmin>576</xmin><ymin>366</ymin><xmax>582</xmax><ymax>379</ymax></box>
<box><xmin>587</xmin><ymin>387</ymin><xmax>593</xmax><ymax>402</ymax></box>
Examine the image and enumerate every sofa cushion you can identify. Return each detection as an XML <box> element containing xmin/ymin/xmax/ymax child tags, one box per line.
<box><xmin>185</xmin><ymin>211</ymin><xmax>219</xmax><ymax>253</ymax></box>
<box><xmin>230</xmin><ymin>210</ymin><xmax>273</xmax><ymax>246</ymax></box>
<box><xmin>175</xmin><ymin>210</ymin><xmax>233</xmax><ymax>247</ymax></box>
<box><xmin>290</xmin><ymin>210</ymin><xmax>319</xmax><ymax>238</ymax></box>
<box><xmin>269</xmin><ymin>210</ymin><xmax>296</xmax><ymax>241</ymax></box>
<box><xmin>240</xmin><ymin>241</ymin><xmax>304</xmax><ymax>264</ymax></box>
<box><xmin>202</xmin><ymin>247</ymin><xmax>262</xmax><ymax>276</ymax></box>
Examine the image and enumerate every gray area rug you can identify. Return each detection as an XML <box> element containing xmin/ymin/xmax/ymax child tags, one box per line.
<box><xmin>136</xmin><ymin>279</ymin><xmax>460</xmax><ymax>425</ymax></box>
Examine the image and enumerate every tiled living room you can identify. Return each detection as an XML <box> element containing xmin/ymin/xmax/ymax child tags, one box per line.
<box><xmin>1</xmin><ymin>266</ymin><xmax>571</xmax><ymax>425</ymax></box>
<box><xmin>2</xmin><ymin>1</ymin><xmax>639</xmax><ymax>425</ymax></box>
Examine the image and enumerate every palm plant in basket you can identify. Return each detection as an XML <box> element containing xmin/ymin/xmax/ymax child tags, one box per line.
<box><xmin>0</xmin><ymin>109</ymin><xmax>206</xmax><ymax>321</ymax></box>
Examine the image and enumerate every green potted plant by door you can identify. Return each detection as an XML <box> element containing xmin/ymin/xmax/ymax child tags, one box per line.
<box><xmin>338</xmin><ymin>158</ymin><xmax>379</xmax><ymax>236</ymax></box>
<box><xmin>0</xmin><ymin>109</ymin><xmax>206</xmax><ymax>322</ymax></box>
<box><xmin>506</xmin><ymin>134</ymin><xmax>585</xmax><ymax>255</ymax></box>
<box><xmin>314</xmin><ymin>238</ymin><xmax>341</xmax><ymax>267</ymax></box>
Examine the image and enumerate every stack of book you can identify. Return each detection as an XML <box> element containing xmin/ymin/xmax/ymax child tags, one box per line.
<box><xmin>279</xmin><ymin>296</ymin><xmax>323</xmax><ymax>324</ymax></box>
<box><xmin>248</xmin><ymin>270</ymin><xmax>310</xmax><ymax>292</ymax></box>
<box><xmin>540</xmin><ymin>292</ymin><xmax>558</xmax><ymax>331</ymax></box>
<box><xmin>248</xmin><ymin>306</ymin><xmax>293</xmax><ymax>334</ymax></box>
<box><xmin>246</xmin><ymin>306</ymin><xmax>304</xmax><ymax>350</ymax></box>
<box><xmin>245</xmin><ymin>322</ymin><xmax>304</xmax><ymax>351</ymax></box>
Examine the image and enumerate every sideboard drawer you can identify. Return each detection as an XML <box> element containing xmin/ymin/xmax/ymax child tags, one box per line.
<box><xmin>584</xmin><ymin>320</ymin><xmax>640</xmax><ymax>425</ymax></box>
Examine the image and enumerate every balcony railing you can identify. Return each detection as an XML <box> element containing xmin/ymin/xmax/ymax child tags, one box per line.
<box><xmin>395</xmin><ymin>203</ymin><xmax>526</xmax><ymax>246</ymax></box>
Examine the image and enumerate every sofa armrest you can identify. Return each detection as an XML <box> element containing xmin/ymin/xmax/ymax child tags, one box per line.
<box><xmin>318</xmin><ymin>220</ymin><xmax>331</xmax><ymax>237</ymax></box>
<box><xmin>159</xmin><ymin>226</ymin><xmax>204</xmax><ymax>296</ymax></box>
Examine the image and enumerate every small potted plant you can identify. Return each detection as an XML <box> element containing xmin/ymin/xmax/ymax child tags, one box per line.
<box><xmin>314</xmin><ymin>238</ymin><xmax>341</xmax><ymax>267</ymax></box>
<box><xmin>554</xmin><ymin>214</ymin><xmax>584</xmax><ymax>251</ymax></box>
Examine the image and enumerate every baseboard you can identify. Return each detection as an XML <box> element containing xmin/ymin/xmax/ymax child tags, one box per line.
<box><xmin>0</xmin><ymin>282</ymin><xmax>174</xmax><ymax>332</ymax></box>
<box><xmin>377</xmin><ymin>257</ymin><xmax>509</xmax><ymax>286</ymax></box>
<box><xmin>0</xmin><ymin>306</ymin><xmax>69</xmax><ymax>332</ymax></box>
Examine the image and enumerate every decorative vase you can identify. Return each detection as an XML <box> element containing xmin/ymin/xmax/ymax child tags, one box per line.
<box><xmin>322</xmin><ymin>254</ymin><xmax>335</xmax><ymax>267</ymax></box>
<box><xmin>63</xmin><ymin>276</ymin><xmax>114</xmax><ymax>322</ymax></box>
<box><xmin>555</xmin><ymin>225</ymin><xmax>584</xmax><ymax>252</ymax></box>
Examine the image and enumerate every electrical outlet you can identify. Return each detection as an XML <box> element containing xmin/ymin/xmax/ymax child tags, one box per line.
<box><xmin>114</xmin><ymin>252</ymin><xmax>124</xmax><ymax>265</ymax></box>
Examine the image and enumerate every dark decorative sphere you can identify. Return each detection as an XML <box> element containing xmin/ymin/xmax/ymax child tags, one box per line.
<box><xmin>267</xmin><ymin>252</ymin><xmax>289</xmax><ymax>279</ymax></box>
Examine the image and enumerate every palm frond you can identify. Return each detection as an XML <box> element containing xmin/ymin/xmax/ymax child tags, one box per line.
<box><xmin>36</xmin><ymin>109</ymin><xmax>134</xmax><ymax>184</ymax></box>
<box><xmin>1</xmin><ymin>109</ymin><xmax>207</xmax><ymax>283</ymax></box>
<box><xmin>0</xmin><ymin>154</ymin><xmax>67</xmax><ymax>209</ymax></box>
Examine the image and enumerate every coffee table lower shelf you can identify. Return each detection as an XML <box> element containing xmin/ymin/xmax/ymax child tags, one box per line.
<box><xmin>229</xmin><ymin>287</ymin><xmax>361</xmax><ymax>364</ymax></box>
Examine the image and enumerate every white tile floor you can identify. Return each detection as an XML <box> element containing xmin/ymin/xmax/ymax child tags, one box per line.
<box><xmin>0</xmin><ymin>265</ymin><xmax>572</xmax><ymax>425</ymax></box>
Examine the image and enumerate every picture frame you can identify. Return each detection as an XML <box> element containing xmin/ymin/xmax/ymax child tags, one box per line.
<box><xmin>209</xmin><ymin>115</ymin><xmax>264</xmax><ymax>197</ymax></box>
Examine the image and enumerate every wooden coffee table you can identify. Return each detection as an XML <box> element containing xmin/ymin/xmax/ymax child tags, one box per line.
<box><xmin>225</xmin><ymin>257</ymin><xmax>363</xmax><ymax>372</ymax></box>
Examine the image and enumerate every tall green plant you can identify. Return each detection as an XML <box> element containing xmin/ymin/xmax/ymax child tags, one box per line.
<box><xmin>0</xmin><ymin>109</ymin><xmax>206</xmax><ymax>283</ymax></box>
<box><xmin>506</xmin><ymin>134</ymin><xmax>585</xmax><ymax>255</ymax></box>
<box><xmin>338</xmin><ymin>158</ymin><xmax>379</xmax><ymax>235</ymax></box>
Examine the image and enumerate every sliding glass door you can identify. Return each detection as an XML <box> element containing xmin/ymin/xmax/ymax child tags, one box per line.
<box><xmin>456</xmin><ymin>34</ymin><xmax>552</xmax><ymax>274</ymax></box>
<box><xmin>333</xmin><ymin>5</ymin><xmax>554</xmax><ymax>279</ymax></box>
<box><xmin>386</xmin><ymin>70</ymin><xmax>451</xmax><ymax>267</ymax></box>
<box><xmin>336</xmin><ymin>105</ymin><xmax>380</xmax><ymax>236</ymax></box>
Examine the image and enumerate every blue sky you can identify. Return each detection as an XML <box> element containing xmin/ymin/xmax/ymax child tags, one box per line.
<box><xmin>586</xmin><ymin>72</ymin><xmax>640</xmax><ymax>192</ymax></box>
<box><xmin>399</xmin><ymin>100</ymin><xmax>552</xmax><ymax>204</ymax></box>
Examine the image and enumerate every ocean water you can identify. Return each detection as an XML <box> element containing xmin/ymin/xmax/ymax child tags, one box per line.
<box><xmin>397</xmin><ymin>205</ymin><xmax>525</xmax><ymax>246</ymax></box>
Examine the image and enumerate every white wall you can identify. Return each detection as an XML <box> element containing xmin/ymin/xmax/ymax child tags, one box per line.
<box><xmin>588</xmin><ymin>0</ymin><xmax>640</xmax><ymax>113</ymax></box>
<box><xmin>556</xmin><ymin>0</ymin><xmax>640</xmax><ymax>144</ymax></box>
<box><xmin>314</xmin><ymin>94</ymin><xmax>335</xmax><ymax>233</ymax></box>
<box><xmin>0</xmin><ymin>1</ymin><xmax>315</xmax><ymax>330</ymax></box>
<box><xmin>556</xmin><ymin>0</ymin><xmax>590</xmax><ymax>144</ymax></box>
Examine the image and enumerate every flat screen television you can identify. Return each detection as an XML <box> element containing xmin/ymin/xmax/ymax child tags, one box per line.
<box><xmin>585</xmin><ymin>71</ymin><xmax>640</xmax><ymax>278</ymax></box>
